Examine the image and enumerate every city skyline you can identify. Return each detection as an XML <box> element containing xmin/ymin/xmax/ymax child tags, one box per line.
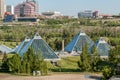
<box><xmin>6</xmin><ymin>0</ymin><xmax>120</xmax><ymax>16</ymax></box>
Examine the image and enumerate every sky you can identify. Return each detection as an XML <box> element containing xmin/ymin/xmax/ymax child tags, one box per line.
<box><xmin>6</xmin><ymin>0</ymin><xmax>120</xmax><ymax>16</ymax></box>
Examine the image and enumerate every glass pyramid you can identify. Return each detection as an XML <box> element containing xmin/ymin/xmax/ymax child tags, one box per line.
<box><xmin>96</xmin><ymin>37</ymin><xmax>110</xmax><ymax>56</ymax></box>
<box><xmin>19</xmin><ymin>33</ymin><xmax>59</xmax><ymax>60</ymax></box>
<box><xmin>64</xmin><ymin>31</ymin><xmax>94</xmax><ymax>53</ymax></box>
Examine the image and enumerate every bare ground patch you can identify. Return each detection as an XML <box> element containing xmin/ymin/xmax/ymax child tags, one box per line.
<box><xmin>0</xmin><ymin>73</ymin><xmax>102</xmax><ymax>80</ymax></box>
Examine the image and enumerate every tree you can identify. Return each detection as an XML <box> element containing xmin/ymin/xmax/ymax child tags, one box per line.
<box><xmin>62</xmin><ymin>29</ymin><xmax>70</xmax><ymax>38</ymax></box>
<box><xmin>2</xmin><ymin>53</ymin><xmax>7</xmax><ymax>63</ymax></box>
<box><xmin>109</xmin><ymin>46</ymin><xmax>120</xmax><ymax>65</ymax></box>
<box><xmin>24</xmin><ymin>48</ymin><xmax>34</xmax><ymax>73</ymax></box>
<box><xmin>7</xmin><ymin>54</ymin><xmax>21</xmax><ymax>73</ymax></box>
<box><xmin>32</xmin><ymin>51</ymin><xmax>48</xmax><ymax>75</ymax></box>
<box><xmin>78</xmin><ymin>45</ymin><xmax>91</xmax><ymax>71</ymax></box>
<box><xmin>1</xmin><ymin>53</ymin><xmax>9</xmax><ymax>72</ymax></box>
<box><xmin>20</xmin><ymin>60</ymin><xmax>27</xmax><ymax>73</ymax></box>
<box><xmin>54</xmin><ymin>39</ymin><xmax>62</xmax><ymax>51</ymax></box>
<box><xmin>26</xmin><ymin>63</ymin><xmax>30</xmax><ymax>74</ymax></box>
<box><xmin>90</xmin><ymin>45</ymin><xmax>100</xmax><ymax>71</ymax></box>
<box><xmin>21</xmin><ymin>48</ymin><xmax>48</xmax><ymax>75</ymax></box>
<box><xmin>102</xmin><ymin>66</ymin><xmax>114</xmax><ymax>80</ymax></box>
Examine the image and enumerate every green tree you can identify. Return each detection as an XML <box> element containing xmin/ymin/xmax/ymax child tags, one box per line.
<box><xmin>21</xmin><ymin>48</ymin><xmax>48</xmax><ymax>75</ymax></box>
<box><xmin>54</xmin><ymin>39</ymin><xmax>62</xmax><ymax>51</ymax></box>
<box><xmin>26</xmin><ymin>63</ymin><xmax>30</xmax><ymax>74</ymax></box>
<box><xmin>7</xmin><ymin>54</ymin><xmax>21</xmax><ymax>73</ymax></box>
<box><xmin>1</xmin><ymin>53</ymin><xmax>9</xmax><ymax>72</ymax></box>
<box><xmin>2</xmin><ymin>53</ymin><xmax>7</xmax><ymax>63</ymax></box>
<box><xmin>109</xmin><ymin>46</ymin><xmax>120</xmax><ymax>65</ymax></box>
<box><xmin>102</xmin><ymin>66</ymin><xmax>114</xmax><ymax>80</ymax></box>
<box><xmin>40</xmin><ymin>61</ymin><xmax>48</xmax><ymax>75</ymax></box>
<box><xmin>78</xmin><ymin>45</ymin><xmax>91</xmax><ymax>71</ymax></box>
<box><xmin>62</xmin><ymin>29</ymin><xmax>70</xmax><ymax>38</ymax></box>
<box><xmin>90</xmin><ymin>45</ymin><xmax>100</xmax><ymax>71</ymax></box>
<box><xmin>33</xmin><ymin>51</ymin><xmax>48</xmax><ymax>75</ymax></box>
<box><xmin>20</xmin><ymin>60</ymin><xmax>27</xmax><ymax>73</ymax></box>
<box><xmin>20</xmin><ymin>48</ymin><xmax>34</xmax><ymax>73</ymax></box>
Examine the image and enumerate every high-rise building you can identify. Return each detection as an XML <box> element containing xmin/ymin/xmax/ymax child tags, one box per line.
<box><xmin>6</xmin><ymin>5</ymin><xmax>14</xmax><ymax>14</ymax></box>
<box><xmin>0</xmin><ymin>0</ymin><xmax>5</xmax><ymax>18</ymax></box>
<box><xmin>14</xmin><ymin>0</ymin><xmax>39</xmax><ymax>17</ymax></box>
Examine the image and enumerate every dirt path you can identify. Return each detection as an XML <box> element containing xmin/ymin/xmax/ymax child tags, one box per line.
<box><xmin>0</xmin><ymin>73</ymin><xmax>102</xmax><ymax>80</ymax></box>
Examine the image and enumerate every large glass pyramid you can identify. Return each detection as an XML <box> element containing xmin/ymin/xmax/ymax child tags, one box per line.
<box><xmin>64</xmin><ymin>31</ymin><xmax>94</xmax><ymax>53</ymax></box>
<box><xmin>19</xmin><ymin>33</ymin><xmax>59</xmax><ymax>60</ymax></box>
<box><xmin>96</xmin><ymin>37</ymin><xmax>110</xmax><ymax>57</ymax></box>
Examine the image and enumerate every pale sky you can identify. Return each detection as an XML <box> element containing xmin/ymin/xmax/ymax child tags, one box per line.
<box><xmin>6</xmin><ymin>0</ymin><xmax>120</xmax><ymax>16</ymax></box>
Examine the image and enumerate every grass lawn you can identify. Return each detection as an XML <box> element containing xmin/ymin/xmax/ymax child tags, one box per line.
<box><xmin>59</xmin><ymin>56</ymin><xmax>80</xmax><ymax>69</ymax></box>
<box><xmin>48</xmin><ymin>56</ymin><xmax>80</xmax><ymax>72</ymax></box>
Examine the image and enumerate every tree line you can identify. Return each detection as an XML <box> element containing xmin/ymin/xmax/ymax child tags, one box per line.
<box><xmin>1</xmin><ymin>48</ymin><xmax>48</xmax><ymax>75</ymax></box>
<box><xmin>77</xmin><ymin>44</ymin><xmax>120</xmax><ymax>80</ymax></box>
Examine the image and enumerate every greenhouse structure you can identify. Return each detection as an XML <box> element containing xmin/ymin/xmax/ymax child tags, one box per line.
<box><xmin>96</xmin><ymin>37</ymin><xmax>110</xmax><ymax>57</ymax></box>
<box><xmin>0</xmin><ymin>31</ymin><xmax>110</xmax><ymax>59</ymax></box>
<box><xmin>64</xmin><ymin>31</ymin><xmax>94</xmax><ymax>54</ymax></box>
<box><xmin>15</xmin><ymin>33</ymin><xmax>60</xmax><ymax>61</ymax></box>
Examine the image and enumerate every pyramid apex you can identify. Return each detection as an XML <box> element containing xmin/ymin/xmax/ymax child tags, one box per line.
<box><xmin>98</xmin><ymin>37</ymin><xmax>106</xmax><ymax>44</ymax></box>
<box><xmin>79</xmin><ymin>31</ymin><xmax>86</xmax><ymax>36</ymax></box>
<box><xmin>33</xmin><ymin>32</ymin><xmax>42</xmax><ymax>39</ymax></box>
<box><xmin>24</xmin><ymin>36</ymin><xmax>31</xmax><ymax>42</ymax></box>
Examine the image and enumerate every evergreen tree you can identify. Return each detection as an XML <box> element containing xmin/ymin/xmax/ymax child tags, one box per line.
<box><xmin>40</xmin><ymin>61</ymin><xmax>48</xmax><ymax>75</ymax></box>
<box><xmin>20</xmin><ymin>48</ymin><xmax>34</xmax><ymax>73</ymax></box>
<box><xmin>7</xmin><ymin>54</ymin><xmax>21</xmax><ymax>73</ymax></box>
<box><xmin>26</xmin><ymin>48</ymin><xmax>34</xmax><ymax>72</ymax></box>
<box><xmin>33</xmin><ymin>52</ymin><xmax>43</xmax><ymax>71</ymax></box>
<box><xmin>33</xmin><ymin>51</ymin><xmax>48</xmax><ymax>75</ymax></box>
<box><xmin>2</xmin><ymin>53</ymin><xmax>7</xmax><ymax>63</ymax></box>
<box><xmin>78</xmin><ymin>45</ymin><xmax>91</xmax><ymax>71</ymax></box>
<box><xmin>21</xmin><ymin>48</ymin><xmax>48</xmax><ymax>75</ymax></box>
<box><xmin>20</xmin><ymin>60</ymin><xmax>26</xmax><ymax>73</ymax></box>
<box><xmin>1</xmin><ymin>53</ymin><xmax>9</xmax><ymax>72</ymax></box>
<box><xmin>6</xmin><ymin>48</ymin><xmax>48</xmax><ymax>75</ymax></box>
<box><xmin>109</xmin><ymin>46</ymin><xmax>120</xmax><ymax>65</ymax></box>
<box><xmin>26</xmin><ymin>63</ymin><xmax>30</xmax><ymax>74</ymax></box>
<box><xmin>90</xmin><ymin>45</ymin><xmax>100</xmax><ymax>71</ymax></box>
<box><xmin>54</xmin><ymin>39</ymin><xmax>62</xmax><ymax>51</ymax></box>
<box><xmin>102</xmin><ymin>66</ymin><xmax>114</xmax><ymax>80</ymax></box>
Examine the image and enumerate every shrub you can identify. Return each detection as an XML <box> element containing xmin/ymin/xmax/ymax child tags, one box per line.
<box><xmin>102</xmin><ymin>66</ymin><xmax>114</xmax><ymax>80</ymax></box>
